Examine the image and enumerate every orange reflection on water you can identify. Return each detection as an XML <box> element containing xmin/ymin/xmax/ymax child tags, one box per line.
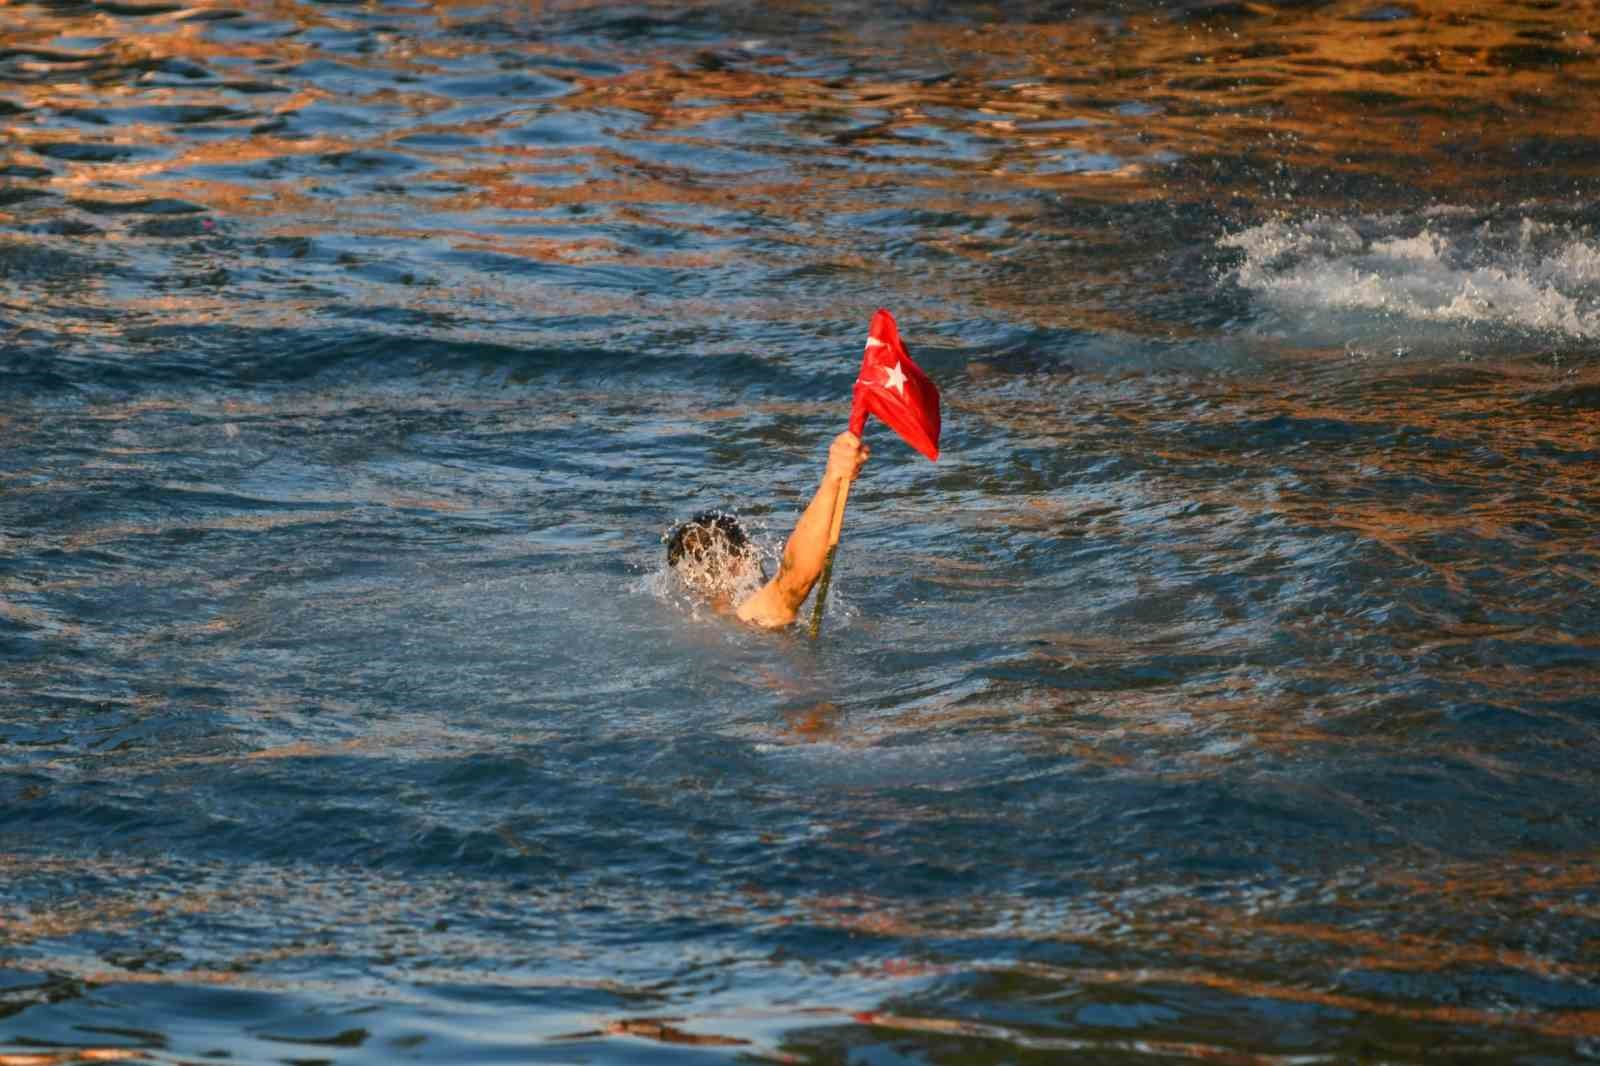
<box><xmin>8</xmin><ymin>0</ymin><xmax>1600</xmax><ymax>239</ymax></box>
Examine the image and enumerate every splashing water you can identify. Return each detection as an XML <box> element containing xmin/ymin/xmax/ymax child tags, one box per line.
<box><xmin>644</xmin><ymin>511</ymin><xmax>779</xmax><ymax>616</ymax></box>
<box><xmin>1220</xmin><ymin>210</ymin><xmax>1600</xmax><ymax>345</ymax></box>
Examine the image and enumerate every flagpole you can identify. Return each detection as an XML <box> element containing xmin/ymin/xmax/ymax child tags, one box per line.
<box><xmin>807</xmin><ymin>475</ymin><xmax>851</xmax><ymax>639</ymax></box>
<box><xmin>807</xmin><ymin>308</ymin><xmax>937</xmax><ymax>638</ymax></box>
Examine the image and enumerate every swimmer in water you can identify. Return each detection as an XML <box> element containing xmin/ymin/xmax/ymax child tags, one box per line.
<box><xmin>666</xmin><ymin>431</ymin><xmax>869</xmax><ymax>628</ymax></box>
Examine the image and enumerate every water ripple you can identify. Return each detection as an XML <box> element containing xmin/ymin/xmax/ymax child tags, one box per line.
<box><xmin>4</xmin><ymin>0</ymin><xmax>1600</xmax><ymax>1062</ymax></box>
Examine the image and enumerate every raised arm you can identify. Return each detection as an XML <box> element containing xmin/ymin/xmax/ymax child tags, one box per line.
<box><xmin>736</xmin><ymin>432</ymin><xmax>869</xmax><ymax>628</ymax></box>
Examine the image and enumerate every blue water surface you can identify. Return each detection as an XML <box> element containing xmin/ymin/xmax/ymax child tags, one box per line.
<box><xmin>2</xmin><ymin>0</ymin><xmax>1599</xmax><ymax>1062</ymax></box>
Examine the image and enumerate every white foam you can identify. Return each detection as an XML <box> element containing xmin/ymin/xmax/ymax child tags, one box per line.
<box><xmin>1220</xmin><ymin>211</ymin><xmax>1600</xmax><ymax>343</ymax></box>
<box><xmin>1542</xmin><ymin>239</ymin><xmax>1600</xmax><ymax>286</ymax></box>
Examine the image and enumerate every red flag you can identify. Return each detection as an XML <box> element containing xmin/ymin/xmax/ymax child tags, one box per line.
<box><xmin>847</xmin><ymin>309</ymin><xmax>941</xmax><ymax>461</ymax></box>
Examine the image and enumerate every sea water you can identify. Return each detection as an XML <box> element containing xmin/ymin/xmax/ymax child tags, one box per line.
<box><xmin>2</xmin><ymin>0</ymin><xmax>1598</xmax><ymax>1062</ymax></box>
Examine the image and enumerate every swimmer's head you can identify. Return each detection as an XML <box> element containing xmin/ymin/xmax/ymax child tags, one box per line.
<box><xmin>665</xmin><ymin>511</ymin><xmax>763</xmax><ymax>601</ymax></box>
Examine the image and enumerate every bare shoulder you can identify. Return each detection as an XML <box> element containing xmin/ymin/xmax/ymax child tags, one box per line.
<box><xmin>735</xmin><ymin>579</ymin><xmax>798</xmax><ymax>629</ymax></box>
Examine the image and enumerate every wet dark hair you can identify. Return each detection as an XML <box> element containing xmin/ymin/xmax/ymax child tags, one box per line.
<box><xmin>666</xmin><ymin>511</ymin><xmax>754</xmax><ymax>575</ymax></box>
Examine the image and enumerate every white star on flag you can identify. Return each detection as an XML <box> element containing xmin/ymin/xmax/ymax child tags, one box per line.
<box><xmin>882</xmin><ymin>361</ymin><xmax>908</xmax><ymax>394</ymax></box>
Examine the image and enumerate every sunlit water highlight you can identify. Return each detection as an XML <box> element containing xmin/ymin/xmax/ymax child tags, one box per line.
<box><xmin>2</xmin><ymin>0</ymin><xmax>1599</xmax><ymax>1063</ymax></box>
